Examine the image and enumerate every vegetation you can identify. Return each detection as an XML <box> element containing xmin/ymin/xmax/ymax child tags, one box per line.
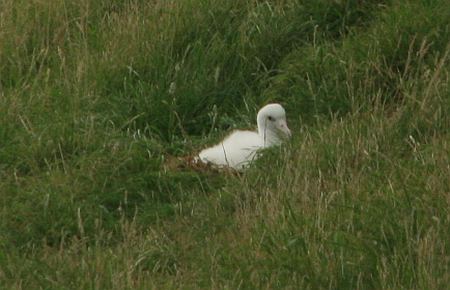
<box><xmin>1</xmin><ymin>0</ymin><xmax>449</xmax><ymax>288</ymax></box>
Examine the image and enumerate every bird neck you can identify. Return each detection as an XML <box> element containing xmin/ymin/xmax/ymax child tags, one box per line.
<box><xmin>258</xmin><ymin>125</ymin><xmax>282</xmax><ymax>147</ymax></box>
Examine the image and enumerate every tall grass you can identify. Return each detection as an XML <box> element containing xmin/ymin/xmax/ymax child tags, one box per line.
<box><xmin>1</xmin><ymin>0</ymin><xmax>449</xmax><ymax>289</ymax></box>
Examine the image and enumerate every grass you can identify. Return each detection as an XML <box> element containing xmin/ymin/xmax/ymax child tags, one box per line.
<box><xmin>1</xmin><ymin>0</ymin><xmax>449</xmax><ymax>289</ymax></box>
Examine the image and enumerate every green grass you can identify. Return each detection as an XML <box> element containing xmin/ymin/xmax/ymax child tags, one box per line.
<box><xmin>1</xmin><ymin>0</ymin><xmax>449</xmax><ymax>289</ymax></box>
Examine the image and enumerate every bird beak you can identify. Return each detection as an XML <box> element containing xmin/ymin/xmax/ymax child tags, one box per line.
<box><xmin>278</xmin><ymin>119</ymin><xmax>292</xmax><ymax>138</ymax></box>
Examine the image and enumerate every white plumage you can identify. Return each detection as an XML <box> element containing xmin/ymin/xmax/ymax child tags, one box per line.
<box><xmin>196</xmin><ymin>103</ymin><xmax>291</xmax><ymax>170</ymax></box>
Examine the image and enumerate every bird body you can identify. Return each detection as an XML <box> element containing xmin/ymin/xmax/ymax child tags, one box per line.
<box><xmin>197</xmin><ymin>130</ymin><xmax>262</xmax><ymax>169</ymax></box>
<box><xmin>197</xmin><ymin>103</ymin><xmax>291</xmax><ymax>170</ymax></box>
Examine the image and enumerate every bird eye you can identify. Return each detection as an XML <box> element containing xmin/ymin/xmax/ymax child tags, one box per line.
<box><xmin>268</xmin><ymin>116</ymin><xmax>274</xmax><ymax>121</ymax></box>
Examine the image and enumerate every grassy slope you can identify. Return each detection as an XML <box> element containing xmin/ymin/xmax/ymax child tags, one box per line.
<box><xmin>1</xmin><ymin>0</ymin><xmax>449</xmax><ymax>289</ymax></box>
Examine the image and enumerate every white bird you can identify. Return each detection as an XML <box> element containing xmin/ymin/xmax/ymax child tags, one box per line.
<box><xmin>196</xmin><ymin>103</ymin><xmax>291</xmax><ymax>170</ymax></box>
